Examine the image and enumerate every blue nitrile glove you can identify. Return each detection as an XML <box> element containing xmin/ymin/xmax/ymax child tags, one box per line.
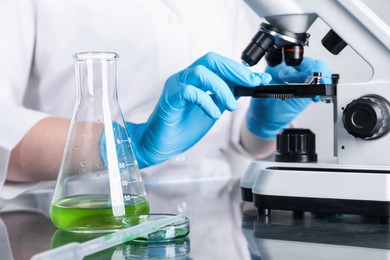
<box><xmin>125</xmin><ymin>52</ymin><xmax>272</xmax><ymax>169</ymax></box>
<box><xmin>246</xmin><ymin>57</ymin><xmax>332</xmax><ymax>140</ymax></box>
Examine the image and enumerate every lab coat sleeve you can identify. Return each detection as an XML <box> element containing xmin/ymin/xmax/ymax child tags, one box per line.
<box><xmin>0</xmin><ymin>218</ymin><xmax>13</xmax><ymax>259</ymax></box>
<box><xmin>0</xmin><ymin>0</ymin><xmax>51</xmax><ymax>199</ymax></box>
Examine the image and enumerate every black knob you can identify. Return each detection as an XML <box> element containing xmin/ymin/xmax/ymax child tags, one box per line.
<box><xmin>342</xmin><ymin>95</ymin><xmax>390</xmax><ymax>139</ymax></box>
<box><xmin>322</xmin><ymin>29</ymin><xmax>347</xmax><ymax>55</ymax></box>
<box><xmin>275</xmin><ymin>128</ymin><xmax>317</xmax><ymax>163</ymax></box>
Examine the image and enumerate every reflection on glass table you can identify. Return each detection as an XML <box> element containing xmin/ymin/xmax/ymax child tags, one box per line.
<box><xmin>5</xmin><ymin>177</ymin><xmax>389</xmax><ymax>260</ymax></box>
<box><xmin>242</xmin><ymin>206</ymin><xmax>390</xmax><ymax>260</ymax></box>
<box><xmin>0</xmin><ymin>177</ymin><xmax>250</xmax><ymax>260</ymax></box>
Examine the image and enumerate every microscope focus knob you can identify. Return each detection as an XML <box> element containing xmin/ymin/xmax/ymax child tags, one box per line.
<box><xmin>342</xmin><ymin>95</ymin><xmax>390</xmax><ymax>139</ymax></box>
<box><xmin>275</xmin><ymin>128</ymin><xmax>317</xmax><ymax>163</ymax></box>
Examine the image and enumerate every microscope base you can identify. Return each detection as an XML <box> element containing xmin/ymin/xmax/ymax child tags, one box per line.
<box><xmin>242</xmin><ymin>161</ymin><xmax>390</xmax><ymax>221</ymax></box>
<box><xmin>254</xmin><ymin>195</ymin><xmax>390</xmax><ymax>221</ymax></box>
<box><xmin>242</xmin><ymin>187</ymin><xmax>254</xmax><ymax>202</ymax></box>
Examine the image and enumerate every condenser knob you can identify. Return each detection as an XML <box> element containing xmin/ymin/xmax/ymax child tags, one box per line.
<box><xmin>275</xmin><ymin>128</ymin><xmax>317</xmax><ymax>163</ymax></box>
<box><xmin>342</xmin><ymin>95</ymin><xmax>390</xmax><ymax>139</ymax></box>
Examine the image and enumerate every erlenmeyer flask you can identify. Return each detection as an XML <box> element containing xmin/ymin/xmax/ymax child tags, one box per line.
<box><xmin>50</xmin><ymin>52</ymin><xmax>150</xmax><ymax>233</ymax></box>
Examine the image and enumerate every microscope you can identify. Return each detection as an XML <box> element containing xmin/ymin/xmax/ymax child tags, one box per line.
<box><xmin>237</xmin><ymin>0</ymin><xmax>390</xmax><ymax>222</ymax></box>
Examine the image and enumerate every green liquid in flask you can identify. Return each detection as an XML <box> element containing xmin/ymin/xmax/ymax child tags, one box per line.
<box><xmin>50</xmin><ymin>194</ymin><xmax>150</xmax><ymax>233</ymax></box>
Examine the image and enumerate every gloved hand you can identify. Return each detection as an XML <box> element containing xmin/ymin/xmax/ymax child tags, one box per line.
<box><xmin>125</xmin><ymin>52</ymin><xmax>272</xmax><ymax>169</ymax></box>
<box><xmin>246</xmin><ymin>57</ymin><xmax>332</xmax><ymax>140</ymax></box>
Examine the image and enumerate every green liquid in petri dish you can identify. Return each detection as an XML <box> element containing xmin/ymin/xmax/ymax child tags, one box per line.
<box><xmin>50</xmin><ymin>194</ymin><xmax>150</xmax><ymax>233</ymax></box>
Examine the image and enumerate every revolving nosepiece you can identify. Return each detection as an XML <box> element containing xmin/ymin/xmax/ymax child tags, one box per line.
<box><xmin>241</xmin><ymin>22</ymin><xmax>309</xmax><ymax>67</ymax></box>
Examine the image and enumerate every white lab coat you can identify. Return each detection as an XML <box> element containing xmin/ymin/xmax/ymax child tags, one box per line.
<box><xmin>0</xmin><ymin>0</ymin><xmax>262</xmax><ymax>199</ymax></box>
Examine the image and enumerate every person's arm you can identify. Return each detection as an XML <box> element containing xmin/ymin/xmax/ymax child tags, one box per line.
<box><xmin>7</xmin><ymin>117</ymin><xmax>70</xmax><ymax>182</ymax></box>
<box><xmin>7</xmin><ymin>52</ymin><xmax>269</xmax><ymax>181</ymax></box>
<box><xmin>7</xmin><ymin>117</ymin><xmax>106</xmax><ymax>182</ymax></box>
<box><xmin>125</xmin><ymin>52</ymin><xmax>272</xmax><ymax>169</ymax></box>
<box><xmin>240</xmin><ymin>122</ymin><xmax>276</xmax><ymax>159</ymax></box>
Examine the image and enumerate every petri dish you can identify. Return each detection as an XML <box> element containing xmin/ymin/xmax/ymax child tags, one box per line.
<box><xmin>122</xmin><ymin>214</ymin><xmax>191</xmax><ymax>259</ymax></box>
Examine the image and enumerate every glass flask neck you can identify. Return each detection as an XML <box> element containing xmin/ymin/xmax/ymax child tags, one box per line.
<box><xmin>74</xmin><ymin>52</ymin><xmax>119</xmax><ymax>103</ymax></box>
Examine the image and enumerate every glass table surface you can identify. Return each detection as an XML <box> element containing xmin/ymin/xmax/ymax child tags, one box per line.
<box><xmin>1</xmin><ymin>177</ymin><xmax>390</xmax><ymax>260</ymax></box>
